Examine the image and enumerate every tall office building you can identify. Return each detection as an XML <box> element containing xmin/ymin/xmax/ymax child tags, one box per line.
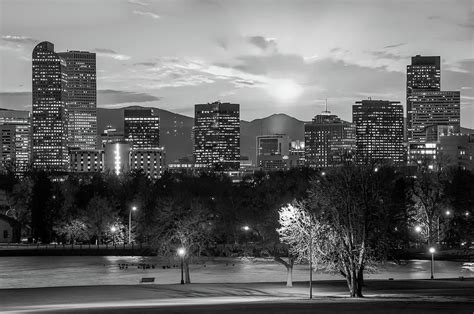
<box><xmin>304</xmin><ymin>112</ymin><xmax>355</xmax><ymax>168</ymax></box>
<box><xmin>0</xmin><ymin>109</ymin><xmax>31</xmax><ymax>174</ymax></box>
<box><xmin>194</xmin><ymin>102</ymin><xmax>240</xmax><ymax>171</ymax></box>
<box><xmin>256</xmin><ymin>134</ymin><xmax>290</xmax><ymax>171</ymax></box>
<box><xmin>353</xmin><ymin>100</ymin><xmax>404</xmax><ymax>164</ymax></box>
<box><xmin>407</xmin><ymin>91</ymin><xmax>460</xmax><ymax>142</ymax></box>
<box><xmin>58</xmin><ymin>51</ymin><xmax>97</xmax><ymax>150</ymax></box>
<box><xmin>32</xmin><ymin>41</ymin><xmax>69</xmax><ymax>171</ymax></box>
<box><xmin>124</xmin><ymin>108</ymin><xmax>160</xmax><ymax>149</ymax></box>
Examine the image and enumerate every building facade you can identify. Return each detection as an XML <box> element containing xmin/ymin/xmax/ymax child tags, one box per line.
<box><xmin>407</xmin><ymin>91</ymin><xmax>460</xmax><ymax>143</ymax></box>
<box><xmin>32</xmin><ymin>41</ymin><xmax>69</xmax><ymax>171</ymax></box>
<box><xmin>0</xmin><ymin>110</ymin><xmax>31</xmax><ymax>174</ymax></box>
<box><xmin>353</xmin><ymin>100</ymin><xmax>404</xmax><ymax>165</ymax></box>
<box><xmin>103</xmin><ymin>142</ymin><xmax>131</xmax><ymax>175</ymax></box>
<box><xmin>124</xmin><ymin>108</ymin><xmax>160</xmax><ymax>149</ymax></box>
<box><xmin>256</xmin><ymin>134</ymin><xmax>290</xmax><ymax>171</ymax></box>
<box><xmin>130</xmin><ymin>148</ymin><xmax>165</xmax><ymax>179</ymax></box>
<box><xmin>69</xmin><ymin>149</ymin><xmax>103</xmax><ymax>173</ymax></box>
<box><xmin>58</xmin><ymin>51</ymin><xmax>97</xmax><ymax>150</ymax></box>
<box><xmin>194</xmin><ymin>102</ymin><xmax>240</xmax><ymax>171</ymax></box>
<box><xmin>304</xmin><ymin>112</ymin><xmax>355</xmax><ymax>168</ymax></box>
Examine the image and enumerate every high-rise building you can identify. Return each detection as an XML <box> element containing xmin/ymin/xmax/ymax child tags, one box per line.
<box><xmin>32</xmin><ymin>41</ymin><xmax>69</xmax><ymax>171</ymax></box>
<box><xmin>256</xmin><ymin>134</ymin><xmax>290</xmax><ymax>171</ymax></box>
<box><xmin>58</xmin><ymin>51</ymin><xmax>97</xmax><ymax>150</ymax></box>
<box><xmin>0</xmin><ymin>110</ymin><xmax>31</xmax><ymax>174</ymax></box>
<box><xmin>407</xmin><ymin>55</ymin><xmax>440</xmax><ymax>96</ymax></box>
<box><xmin>407</xmin><ymin>55</ymin><xmax>441</xmax><ymax>142</ymax></box>
<box><xmin>304</xmin><ymin>112</ymin><xmax>355</xmax><ymax>168</ymax></box>
<box><xmin>353</xmin><ymin>100</ymin><xmax>404</xmax><ymax>164</ymax></box>
<box><xmin>193</xmin><ymin>102</ymin><xmax>240</xmax><ymax>171</ymax></box>
<box><xmin>407</xmin><ymin>91</ymin><xmax>460</xmax><ymax>142</ymax></box>
<box><xmin>124</xmin><ymin>108</ymin><xmax>160</xmax><ymax>149</ymax></box>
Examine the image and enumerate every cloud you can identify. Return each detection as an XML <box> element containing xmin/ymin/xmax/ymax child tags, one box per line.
<box><xmin>128</xmin><ymin>0</ymin><xmax>149</xmax><ymax>6</ymax></box>
<box><xmin>0</xmin><ymin>90</ymin><xmax>160</xmax><ymax>109</ymax></box>
<box><xmin>93</xmin><ymin>48</ymin><xmax>131</xmax><ymax>61</ymax></box>
<box><xmin>383</xmin><ymin>43</ymin><xmax>406</xmax><ymax>49</ymax></box>
<box><xmin>247</xmin><ymin>36</ymin><xmax>277</xmax><ymax>51</ymax></box>
<box><xmin>134</xmin><ymin>62</ymin><xmax>157</xmax><ymax>67</ymax></box>
<box><xmin>97</xmin><ymin>90</ymin><xmax>161</xmax><ymax>105</ymax></box>
<box><xmin>367</xmin><ymin>50</ymin><xmax>407</xmax><ymax>60</ymax></box>
<box><xmin>1</xmin><ymin>35</ymin><xmax>39</xmax><ymax>44</ymax></box>
<box><xmin>133</xmin><ymin>10</ymin><xmax>160</xmax><ymax>20</ymax></box>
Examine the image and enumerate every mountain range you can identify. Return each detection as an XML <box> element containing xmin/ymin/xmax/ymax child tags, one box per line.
<box><xmin>98</xmin><ymin>106</ymin><xmax>474</xmax><ymax>164</ymax></box>
<box><xmin>97</xmin><ymin>106</ymin><xmax>305</xmax><ymax>164</ymax></box>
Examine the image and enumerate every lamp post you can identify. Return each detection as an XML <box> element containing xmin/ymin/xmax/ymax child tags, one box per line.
<box><xmin>178</xmin><ymin>247</ymin><xmax>185</xmax><ymax>284</ymax></box>
<box><xmin>437</xmin><ymin>210</ymin><xmax>451</xmax><ymax>244</ymax></box>
<box><xmin>429</xmin><ymin>247</ymin><xmax>435</xmax><ymax>279</ymax></box>
<box><xmin>309</xmin><ymin>227</ymin><xmax>313</xmax><ymax>300</ymax></box>
<box><xmin>129</xmin><ymin>206</ymin><xmax>137</xmax><ymax>244</ymax></box>
<box><xmin>110</xmin><ymin>226</ymin><xmax>117</xmax><ymax>246</ymax></box>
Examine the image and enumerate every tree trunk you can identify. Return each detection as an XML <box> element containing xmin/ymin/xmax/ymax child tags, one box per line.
<box><xmin>286</xmin><ymin>263</ymin><xmax>293</xmax><ymax>287</ymax></box>
<box><xmin>347</xmin><ymin>268</ymin><xmax>363</xmax><ymax>298</ymax></box>
<box><xmin>274</xmin><ymin>256</ymin><xmax>294</xmax><ymax>287</ymax></box>
<box><xmin>185</xmin><ymin>260</ymin><xmax>191</xmax><ymax>284</ymax></box>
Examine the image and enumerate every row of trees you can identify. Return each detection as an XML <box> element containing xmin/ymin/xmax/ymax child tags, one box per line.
<box><xmin>0</xmin><ymin>164</ymin><xmax>472</xmax><ymax>295</ymax></box>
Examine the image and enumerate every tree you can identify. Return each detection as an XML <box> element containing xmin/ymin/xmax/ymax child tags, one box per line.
<box><xmin>83</xmin><ymin>196</ymin><xmax>117</xmax><ymax>244</ymax></box>
<box><xmin>277</xmin><ymin>202</ymin><xmax>329</xmax><ymax>287</ymax></box>
<box><xmin>306</xmin><ymin>165</ymin><xmax>395</xmax><ymax>298</ymax></box>
<box><xmin>54</xmin><ymin>218</ymin><xmax>90</xmax><ymax>244</ymax></box>
<box><xmin>152</xmin><ymin>201</ymin><xmax>213</xmax><ymax>283</ymax></box>
<box><xmin>409</xmin><ymin>168</ymin><xmax>450</xmax><ymax>246</ymax></box>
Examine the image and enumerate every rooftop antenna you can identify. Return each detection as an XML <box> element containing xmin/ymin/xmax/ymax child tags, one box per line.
<box><xmin>322</xmin><ymin>98</ymin><xmax>330</xmax><ymax>114</ymax></box>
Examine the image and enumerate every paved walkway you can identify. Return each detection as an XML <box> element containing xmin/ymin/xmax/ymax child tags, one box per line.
<box><xmin>1</xmin><ymin>279</ymin><xmax>473</xmax><ymax>313</ymax></box>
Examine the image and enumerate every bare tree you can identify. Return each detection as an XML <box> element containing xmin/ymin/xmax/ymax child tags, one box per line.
<box><xmin>409</xmin><ymin>168</ymin><xmax>449</xmax><ymax>246</ymax></box>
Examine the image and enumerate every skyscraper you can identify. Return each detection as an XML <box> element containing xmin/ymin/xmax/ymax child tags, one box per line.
<box><xmin>353</xmin><ymin>100</ymin><xmax>404</xmax><ymax>164</ymax></box>
<box><xmin>58</xmin><ymin>51</ymin><xmax>97</xmax><ymax>150</ymax></box>
<box><xmin>194</xmin><ymin>102</ymin><xmax>240</xmax><ymax>171</ymax></box>
<box><xmin>406</xmin><ymin>55</ymin><xmax>441</xmax><ymax>142</ymax></box>
<box><xmin>304</xmin><ymin>112</ymin><xmax>355</xmax><ymax>168</ymax></box>
<box><xmin>32</xmin><ymin>41</ymin><xmax>69</xmax><ymax>171</ymax></box>
<box><xmin>0</xmin><ymin>109</ymin><xmax>31</xmax><ymax>174</ymax></box>
<box><xmin>124</xmin><ymin>108</ymin><xmax>160</xmax><ymax>149</ymax></box>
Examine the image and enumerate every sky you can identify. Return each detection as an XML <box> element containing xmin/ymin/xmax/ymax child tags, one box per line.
<box><xmin>0</xmin><ymin>0</ymin><xmax>473</xmax><ymax>126</ymax></box>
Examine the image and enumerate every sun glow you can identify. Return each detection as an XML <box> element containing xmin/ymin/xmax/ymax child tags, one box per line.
<box><xmin>267</xmin><ymin>79</ymin><xmax>303</xmax><ymax>103</ymax></box>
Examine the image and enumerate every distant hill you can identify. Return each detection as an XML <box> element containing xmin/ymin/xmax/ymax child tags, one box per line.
<box><xmin>240</xmin><ymin>113</ymin><xmax>305</xmax><ymax>163</ymax></box>
<box><xmin>461</xmin><ymin>127</ymin><xmax>474</xmax><ymax>135</ymax></box>
<box><xmin>97</xmin><ymin>108</ymin><xmax>306</xmax><ymax>165</ymax></box>
<box><xmin>96</xmin><ymin>106</ymin><xmax>473</xmax><ymax>165</ymax></box>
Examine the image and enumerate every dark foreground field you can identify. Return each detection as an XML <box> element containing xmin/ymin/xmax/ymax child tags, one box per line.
<box><xmin>1</xmin><ymin>279</ymin><xmax>473</xmax><ymax>313</ymax></box>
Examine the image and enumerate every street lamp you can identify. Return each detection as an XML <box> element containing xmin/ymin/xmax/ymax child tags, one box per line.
<box><xmin>110</xmin><ymin>226</ymin><xmax>117</xmax><ymax>246</ymax></box>
<box><xmin>177</xmin><ymin>247</ymin><xmax>186</xmax><ymax>284</ymax></box>
<box><xmin>129</xmin><ymin>206</ymin><xmax>137</xmax><ymax>244</ymax></box>
<box><xmin>242</xmin><ymin>225</ymin><xmax>250</xmax><ymax>231</ymax></box>
<box><xmin>415</xmin><ymin>225</ymin><xmax>422</xmax><ymax>233</ymax></box>
<box><xmin>429</xmin><ymin>247</ymin><xmax>435</xmax><ymax>279</ymax></box>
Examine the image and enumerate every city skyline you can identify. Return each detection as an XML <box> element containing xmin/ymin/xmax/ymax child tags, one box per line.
<box><xmin>0</xmin><ymin>0</ymin><xmax>473</xmax><ymax>128</ymax></box>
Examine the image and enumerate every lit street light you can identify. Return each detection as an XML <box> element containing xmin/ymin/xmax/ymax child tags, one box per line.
<box><xmin>415</xmin><ymin>225</ymin><xmax>422</xmax><ymax>233</ymax></box>
<box><xmin>110</xmin><ymin>226</ymin><xmax>117</xmax><ymax>246</ymax></box>
<box><xmin>177</xmin><ymin>247</ymin><xmax>186</xmax><ymax>284</ymax></box>
<box><xmin>129</xmin><ymin>206</ymin><xmax>137</xmax><ymax>244</ymax></box>
<box><xmin>429</xmin><ymin>247</ymin><xmax>436</xmax><ymax>279</ymax></box>
<box><xmin>242</xmin><ymin>225</ymin><xmax>250</xmax><ymax>231</ymax></box>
